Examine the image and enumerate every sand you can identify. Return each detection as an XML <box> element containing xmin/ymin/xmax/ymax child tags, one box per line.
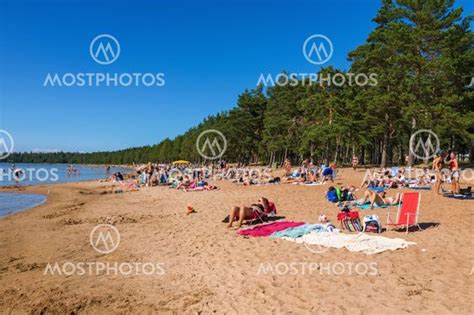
<box><xmin>0</xmin><ymin>168</ymin><xmax>472</xmax><ymax>314</ymax></box>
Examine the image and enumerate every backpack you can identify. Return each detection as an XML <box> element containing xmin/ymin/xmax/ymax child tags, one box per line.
<box><xmin>326</xmin><ymin>190</ymin><xmax>339</xmax><ymax>203</ymax></box>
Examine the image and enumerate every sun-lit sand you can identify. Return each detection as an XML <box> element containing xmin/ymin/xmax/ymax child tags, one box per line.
<box><xmin>0</xmin><ymin>168</ymin><xmax>472</xmax><ymax>313</ymax></box>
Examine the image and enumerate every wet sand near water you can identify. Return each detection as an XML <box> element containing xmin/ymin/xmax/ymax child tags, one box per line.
<box><xmin>0</xmin><ymin>168</ymin><xmax>472</xmax><ymax>313</ymax></box>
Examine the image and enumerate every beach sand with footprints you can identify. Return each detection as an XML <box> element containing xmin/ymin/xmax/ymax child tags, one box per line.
<box><xmin>0</xmin><ymin>168</ymin><xmax>472</xmax><ymax>313</ymax></box>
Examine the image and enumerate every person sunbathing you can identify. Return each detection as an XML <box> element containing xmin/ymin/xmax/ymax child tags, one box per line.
<box><xmin>344</xmin><ymin>190</ymin><xmax>401</xmax><ymax>209</ymax></box>
<box><xmin>227</xmin><ymin>197</ymin><xmax>270</xmax><ymax>228</ymax></box>
<box><xmin>176</xmin><ymin>175</ymin><xmax>191</xmax><ymax>191</ymax></box>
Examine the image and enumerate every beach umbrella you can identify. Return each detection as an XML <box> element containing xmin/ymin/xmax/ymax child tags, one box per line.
<box><xmin>172</xmin><ymin>160</ymin><xmax>191</xmax><ymax>165</ymax></box>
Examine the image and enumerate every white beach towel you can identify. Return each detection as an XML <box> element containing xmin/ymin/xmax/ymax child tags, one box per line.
<box><xmin>282</xmin><ymin>232</ymin><xmax>416</xmax><ymax>254</ymax></box>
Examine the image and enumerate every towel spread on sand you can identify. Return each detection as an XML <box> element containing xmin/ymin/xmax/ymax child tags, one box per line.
<box><xmin>282</xmin><ymin>232</ymin><xmax>416</xmax><ymax>254</ymax></box>
<box><xmin>270</xmin><ymin>224</ymin><xmax>337</xmax><ymax>239</ymax></box>
<box><xmin>444</xmin><ymin>194</ymin><xmax>474</xmax><ymax>200</ymax></box>
<box><xmin>355</xmin><ymin>203</ymin><xmax>400</xmax><ymax>210</ymax></box>
<box><xmin>409</xmin><ymin>186</ymin><xmax>431</xmax><ymax>190</ymax></box>
<box><xmin>238</xmin><ymin>221</ymin><xmax>305</xmax><ymax>237</ymax></box>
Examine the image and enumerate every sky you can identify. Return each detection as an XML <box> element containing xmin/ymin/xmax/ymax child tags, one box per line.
<box><xmin>0</xmin><ymin>0</ymin><xmax>472</xmax><ymax>153</ymax></box>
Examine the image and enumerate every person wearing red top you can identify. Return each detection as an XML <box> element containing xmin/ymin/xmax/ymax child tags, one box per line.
<box><xmin>448</xmin><ymin>152</ymin><xmax>460</xmax><ymax>194</ymax></box>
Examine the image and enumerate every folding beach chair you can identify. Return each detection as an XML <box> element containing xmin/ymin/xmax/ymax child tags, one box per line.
<box><xmin>386</xmin><ymin>192</ymin><xmax>421</xmax><ymax>234</ymax></box>
<box><xmin>250</xmin><ymin>201</ymin><xmax>277</xmax><ymax>224</ymax></box>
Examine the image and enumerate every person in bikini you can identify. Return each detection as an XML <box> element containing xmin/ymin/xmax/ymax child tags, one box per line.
<box><xmin>432</xmin><ymin>152</ymin><xmax>445</xmax><ymax>194</ymax></box>
<box><xmin>343</xmin><ymin>190</ymin><xmax>402</xmax><ymax>210</ymax></box>
<box><xmin>283</xmin><ymin>159</ymin><xmax>292</xmax><ymax>176</ymax></box>
<box><xmin>227</xmin><ymin>197</ymin><xmax>270</xmax><ymax>228</ymax></box>
<box><xmin>448</xmin><ymin>152</ymin><xmax>460</xmax><ymax>194</ymax></box>
<box><xmin>352</xmin><ymin>155</ymin><xmax>359</xmax><ymax>170</ymax></box>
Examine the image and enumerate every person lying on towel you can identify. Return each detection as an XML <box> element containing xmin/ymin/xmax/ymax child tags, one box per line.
<box><xmin>342</xmin><ymin>190</ymin><xmax>401</xmax><ymax>210</ymax></box>
<box><xmin>227</xmin><ymin>197</ymin><xmax>275</xmax><ymax>228</ymax></box>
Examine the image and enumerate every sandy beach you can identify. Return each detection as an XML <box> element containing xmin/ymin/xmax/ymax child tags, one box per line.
<box><xmin>0</xmin><ymin>168</ymin><xmax>472</xmax><ymax>314</ymax></box>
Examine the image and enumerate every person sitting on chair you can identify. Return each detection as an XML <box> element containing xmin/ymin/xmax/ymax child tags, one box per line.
<box><xmin>227</xmin><ymin>197</ymin><xmax>270</xmax><ymax>228</ymax></box>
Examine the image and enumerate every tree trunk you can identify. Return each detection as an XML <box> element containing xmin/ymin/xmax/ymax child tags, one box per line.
<box><xmin>408</xmin><ymin>117</ymin><xmax>416</xmax><ymax>166</ymax></box>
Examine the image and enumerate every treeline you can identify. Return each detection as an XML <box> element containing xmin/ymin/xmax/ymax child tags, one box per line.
<box><xmin>7</xmin><ymin>0</ymin><xmax>474</xmax><ymax>166</ymax></box>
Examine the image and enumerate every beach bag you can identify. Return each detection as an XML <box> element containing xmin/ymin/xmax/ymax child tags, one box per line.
<box><xmin>326</xmin><ymin>190</ymin><xmax>339</xmax><ymax>203</ymax></box>
<box><xmin>337</xmin><ymin>210</ymin><xmax>363</xmax><ymax>232</ymax></box>
<box><xmin>362</xmin><ymin>214</ymin><xmax>382</xmax><ymax>233</ymax></box>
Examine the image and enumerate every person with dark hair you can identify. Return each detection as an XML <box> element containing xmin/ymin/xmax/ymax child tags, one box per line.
<box><xmin>448</xmin><ymin>151</ymin><xmax>460</xmax><ymax>194</ymax></box>
<box><xmin>227</xmin><ymin>197</ymin><xmax>270</xmax><ymax>228</ymax></box>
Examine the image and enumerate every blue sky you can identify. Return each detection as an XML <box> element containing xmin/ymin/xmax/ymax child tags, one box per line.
<box><xmin>0</xmin><ymin>0</ymin><xmax>472</xmax><ymax>152</ymax></box>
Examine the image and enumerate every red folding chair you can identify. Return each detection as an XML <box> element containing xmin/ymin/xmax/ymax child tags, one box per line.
<box><xmin>386</xmin><ymin>192</ymin><xmax>421</xmax><ymax>234</ymax></box>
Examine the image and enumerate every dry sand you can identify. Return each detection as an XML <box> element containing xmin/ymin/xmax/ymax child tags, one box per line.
<box><xmin>0</xmin><ymin>168</ymin><xmax>473</xmax><ymax>314</ymax></box>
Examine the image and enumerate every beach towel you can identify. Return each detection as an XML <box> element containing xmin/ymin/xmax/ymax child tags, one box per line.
<box><xmin>238</xmin><ymin>221</ymin><xmax>305</xmax><ymax>237</ymax></box>
<box><xmin>283</xmin><ymin>232</ymin><xmax>415</xmax><ymax>254</ymax></box>
<box><xmin>292</xmin><ymin>182</ymin><xmax>324</xmax><ymax>186</ymax></box>
<box><xmin>444</xmin><ymin>194</ymin><xmax>474</xmax><ymax>200</ymax></box>
<box><xmin>269</xmin><ymin>223</ymin><xmax>337</xmax><ymax>239</ymax></box>
<box><xmin>368</xmin><ymin>187</ymin><xmax>384</xmax><ymax>193</ymax></box>
<box><xmin>355</xmin><ymin>203</ymin><xmax>400</xmax><ymax>210</ymax></box>
<box><xmin>409</xmin><ymin>187</ymin><xmax>431</xmax><ymax>190</ymax></box>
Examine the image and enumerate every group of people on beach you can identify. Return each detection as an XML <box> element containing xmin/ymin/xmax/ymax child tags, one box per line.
<box><xmin>225</xmin><ymin>150</ymin><xmax>466</xmax><ymax>228</ymax></box>
<box><xmin>280</xmin><ymin>159</ymin><xmax>336</xmax><ymax>184</ymax></box>
<box><xmin>110</xmin><ymin>163</ymin><xmax>219</xmax><ymax>192</ymax></box>
<box><xmin>358</xmin><ymin>151</ymin><xmax>461</xmax><ymax>194</ymax></box>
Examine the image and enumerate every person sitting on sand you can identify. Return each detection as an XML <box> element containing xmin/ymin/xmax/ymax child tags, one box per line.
<box><xmin>227</xmin><ymin>197</ymin><xmax>271</xmax><ymax>228</ymax></box>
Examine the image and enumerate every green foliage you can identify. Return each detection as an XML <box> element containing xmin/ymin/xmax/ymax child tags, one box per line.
<box><xmin>6</xmin><ymin>0</ymin><xmax>473</xmax><ymax>166</ymax></box>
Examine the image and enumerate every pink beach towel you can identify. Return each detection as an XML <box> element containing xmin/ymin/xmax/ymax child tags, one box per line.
<box><xmin>238</xmin><ymin>221</ymin><xmax>305</xmax><ymax>237</ymax></box>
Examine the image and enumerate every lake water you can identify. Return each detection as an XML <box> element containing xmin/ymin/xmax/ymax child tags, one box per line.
<box><xmin>0</xmin><ymin>163</ymin><xmax>129</xmax><ymax>186</ymax></box>
<box><xmin>0</xmin><ymin>192</ymin><xmax>47</xmax><ymax>218</ymax></box>
<box><xmin>0</xmin><ymin>163</ymin><xmax>130</xmax><ymax>218</ymax></box>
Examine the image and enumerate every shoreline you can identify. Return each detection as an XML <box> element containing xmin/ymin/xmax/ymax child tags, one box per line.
<box><xmin>0</xmin><ymin>168</ymin><xmax>472</xmax><ymax>313</ymax></box>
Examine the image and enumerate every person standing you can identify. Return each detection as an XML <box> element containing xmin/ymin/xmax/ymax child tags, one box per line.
<box><xmin>432</xmin><ymin>152</ymin><xmax>445</xmax><ymax>194</ymax></box>
<box><xmin>283</xmin><ymin>159</ymin><xmax>292</xmax><ymax>176</ymax></box>
<box><xmin>352</xmin><ymin>155</ymin><xmax>359</xmax><ymax>170</ymax></box>
<box><xmin>448</xmin><ymin>152</ymin><xmax>460</xmax><ymax>194</ymax></box>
